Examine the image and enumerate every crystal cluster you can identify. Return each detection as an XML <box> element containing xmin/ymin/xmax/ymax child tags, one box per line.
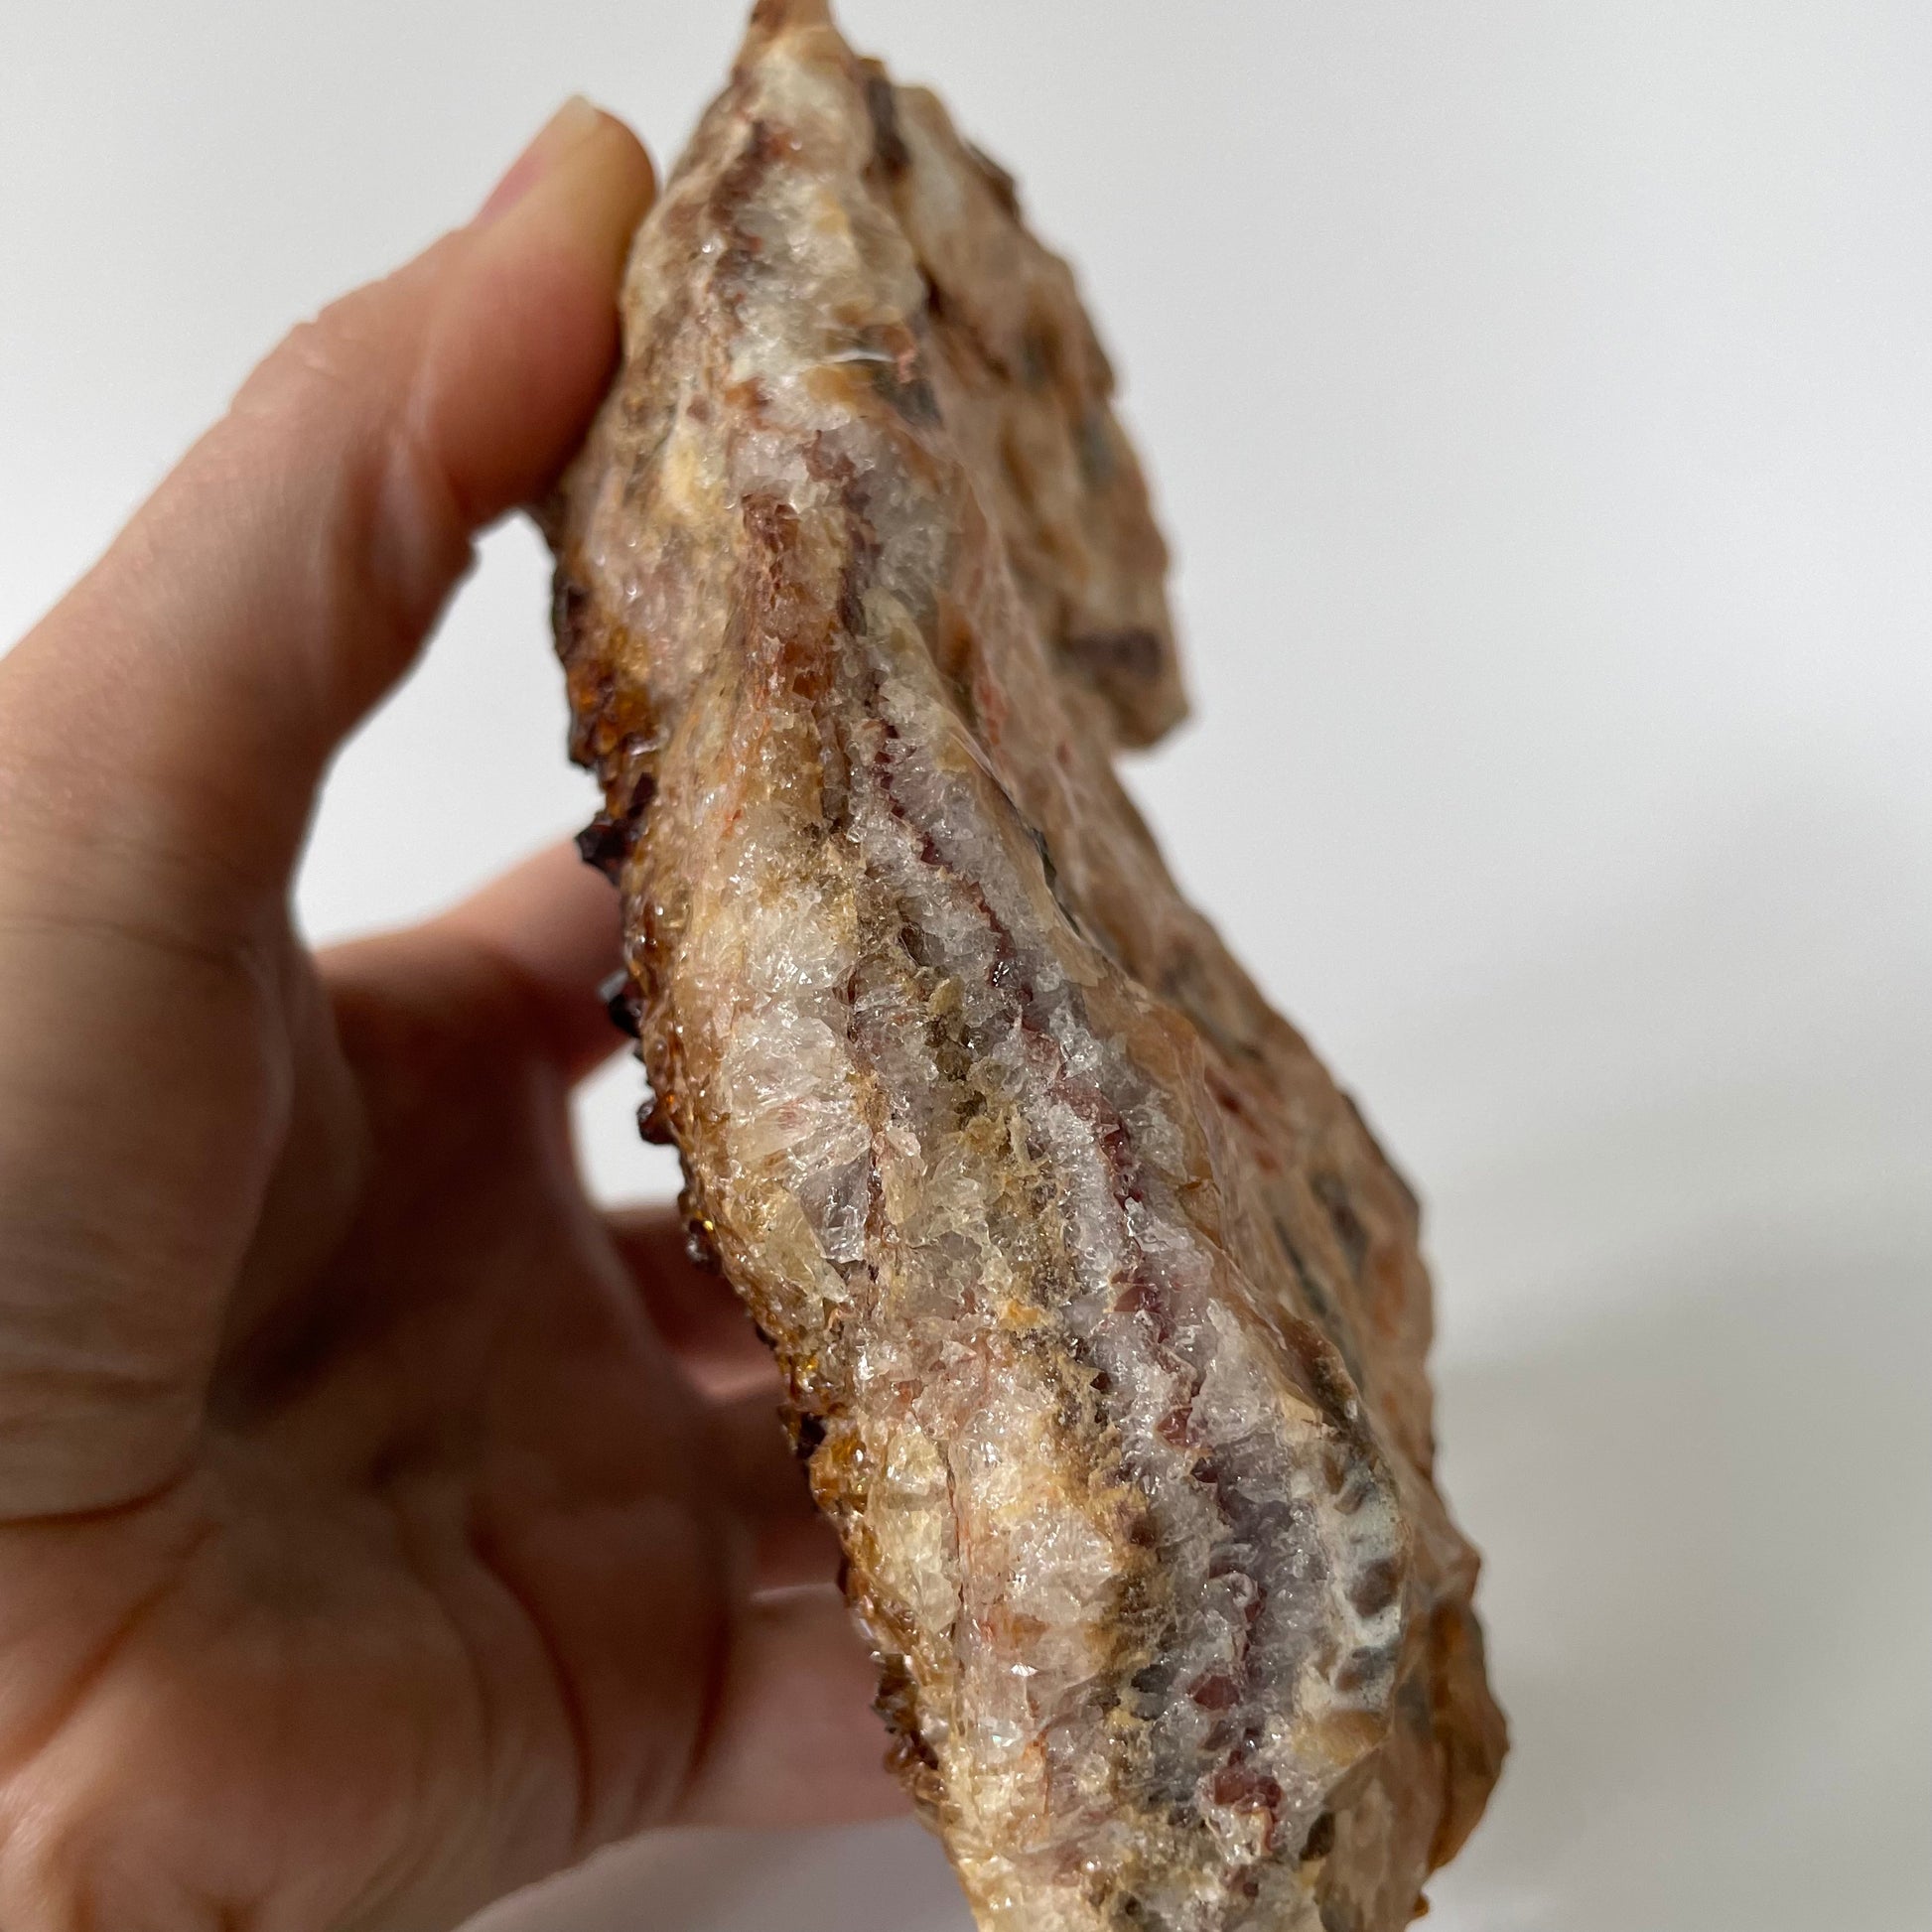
<box><xmin>544</xmin><ymin>4</ymin><xmax>1504</xmax><ymax>1924</ymax></box>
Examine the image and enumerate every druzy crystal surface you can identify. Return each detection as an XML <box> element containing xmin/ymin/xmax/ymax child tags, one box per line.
<box><xmin>545</xmin><ymin>4</ymin><xmax>1505</xmax><ymax>1924</ymax></box>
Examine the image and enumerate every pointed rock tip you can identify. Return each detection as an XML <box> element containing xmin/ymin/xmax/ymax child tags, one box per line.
<box><xmin>745</xmin><ymin>0</ymin><xmax>838</xmax><ymax>43</ymax></box>
<box><xmin>737</xmin><ymin>0</ymin><xmax>855</xmax><ymax>89</ymax></box>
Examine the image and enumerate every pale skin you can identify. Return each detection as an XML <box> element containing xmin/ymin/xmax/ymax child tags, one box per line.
<box><xmin>0</xmin><ymin>101</ymin><xmax>900</xmax><ymax>1931</ymax></box>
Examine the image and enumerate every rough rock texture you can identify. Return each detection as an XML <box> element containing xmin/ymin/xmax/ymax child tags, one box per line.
<box><xmin>544</xmin><ymin>3</ymin><xmax>1505</xmax><ymax>1925</ymax></box>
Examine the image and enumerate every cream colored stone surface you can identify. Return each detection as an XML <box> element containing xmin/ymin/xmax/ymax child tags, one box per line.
<box><xmin>542</xmin><ymin>7</ymin><xmax>1501</xmax><ymax>1925</ymax></box>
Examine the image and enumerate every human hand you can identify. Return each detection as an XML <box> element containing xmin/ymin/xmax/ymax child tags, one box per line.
<box><xmin>0</xmin><ymin>100</ymin><xmax>897</xmax><ymax>1932</ymax></box>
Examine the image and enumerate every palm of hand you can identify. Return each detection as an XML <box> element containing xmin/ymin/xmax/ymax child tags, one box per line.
<box><xmin>0</xmin><ymin>908</ymin><xmax>864</xmax><ymax>1931</ymax></box>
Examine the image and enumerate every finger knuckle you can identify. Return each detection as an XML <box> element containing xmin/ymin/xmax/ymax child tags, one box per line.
<box><xmin>249</xmin><ymin>290</ymin><xmax>389</xmax><ymax>420</ymax></box>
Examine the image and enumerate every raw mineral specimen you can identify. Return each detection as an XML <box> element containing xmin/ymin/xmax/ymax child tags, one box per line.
<box><xmin>544</xmin><ymin>2</ymin><xmax>1505</xmax><ymax>1924</ymax></box>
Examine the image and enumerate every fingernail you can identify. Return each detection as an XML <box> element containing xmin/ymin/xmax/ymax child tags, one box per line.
<box><xmin>473</xmin><ymin>98</ymin><xmax>657</xmax><ymax>288</ymax></box>
<box><xmin>476</xmin><ymin>96</ymin><xmax>612</xmax><ymax>226</ymax></box>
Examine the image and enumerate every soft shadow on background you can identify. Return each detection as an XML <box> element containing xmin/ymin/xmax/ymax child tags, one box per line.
<box><xmin>4</xmin><ymin>2</ymin><xmax>1929</xmax><ymax>1929</ymax></box>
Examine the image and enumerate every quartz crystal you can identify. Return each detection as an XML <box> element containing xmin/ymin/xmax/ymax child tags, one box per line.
<box><xmin>543</xmin><ymin>3</ymin><xmax>1505</xmax><ymax>1924</ymax></box>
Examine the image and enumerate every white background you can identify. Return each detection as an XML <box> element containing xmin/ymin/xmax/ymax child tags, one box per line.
<box><xmin>4</xmin><ymin>3</ymin><xmax>1930</xmax><ymax>1927</ymax></box>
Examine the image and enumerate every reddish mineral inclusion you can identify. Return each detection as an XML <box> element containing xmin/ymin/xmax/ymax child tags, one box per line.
<box><xmin>544</xmin><ymin>3</ymin><xmax>1505</xmax><ymax>1925</ymax></box>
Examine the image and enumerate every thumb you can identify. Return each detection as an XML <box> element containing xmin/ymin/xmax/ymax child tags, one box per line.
<box><xmin>0</xmin><ymin>101</ymin><xmax>650</xmax><ymax>1520</ymax></box>
<box><xmin>0</xmin><ymin>96</ymin><xmax>653</xmax><ymax>915</ymax></box>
